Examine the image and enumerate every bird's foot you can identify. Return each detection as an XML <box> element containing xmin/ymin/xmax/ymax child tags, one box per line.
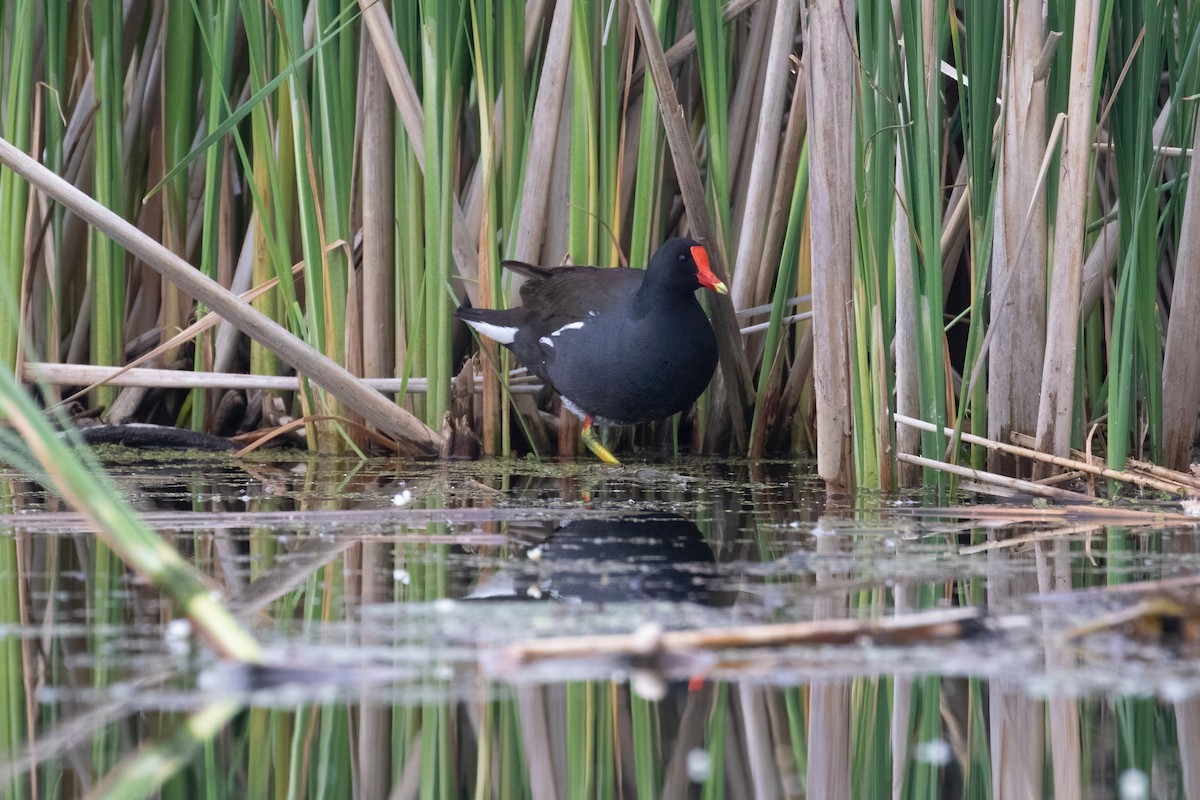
<box><xmin>581</xmin><ymin>417</ymin><xmax>621</xmax><ymax>465</ymax></box>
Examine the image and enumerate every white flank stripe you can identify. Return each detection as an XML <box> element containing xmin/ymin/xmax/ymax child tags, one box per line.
<box><xmin>464</xmin><ymin>319</ymin><xmax>517</xmax><ymax>344</ymax></box>
<box><xmin>539</xmin><ymin>336</ymin><xmax>554</xmax><ymax>348</ymax></box>
<box><xmin>551</xmin><ymin>321</ymin><xmax>585</xmax><ymax>337</ymax></box>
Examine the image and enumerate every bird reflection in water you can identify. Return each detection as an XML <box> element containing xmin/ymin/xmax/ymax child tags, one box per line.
<box><xmin>470</xmin><ymin>512</ymin><xmax>724</xmax><ymax>607</ymax></box>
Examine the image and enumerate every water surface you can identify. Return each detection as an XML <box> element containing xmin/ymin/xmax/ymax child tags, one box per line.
<box><xmin>1</xmin><ymin>453</ymin><xmax>1197</xmax><ymax>797</ymax></box>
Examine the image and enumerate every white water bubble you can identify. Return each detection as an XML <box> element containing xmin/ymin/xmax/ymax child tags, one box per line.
<box><xmin>686</xmin><ymin>748</ymin><xmax>712</xmax><ymax>783</ymax></box>
<box><xmin>913</xmin><ymin>739</ymin><xmax>952</xmax><ymax>765</ymax></box>
<box><xmin>1118</xmin><ymin>768</ymin><xmax>1149</xmax><ymax>800</ymax></box>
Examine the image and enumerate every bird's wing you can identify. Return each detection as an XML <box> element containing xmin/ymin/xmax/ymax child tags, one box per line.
<box><xmin>504</xmin><ymin>264</ymin><xmax>643</xmax><ymax>327</ymax></box>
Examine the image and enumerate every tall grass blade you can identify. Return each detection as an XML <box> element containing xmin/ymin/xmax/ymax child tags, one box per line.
<box><xmin>0</xmin><ymin>0</ymin><xmax>35</xmax><ymax>370</ymax></box>
<box><xmin>90</xmin><ymin>0</ymin><xmax>128</xmax><ymax>410</ymax></box>
<box><xmin>894</xmin><ymin>0</ymin><xmax>948</xmax><ymax>492</ymax></box>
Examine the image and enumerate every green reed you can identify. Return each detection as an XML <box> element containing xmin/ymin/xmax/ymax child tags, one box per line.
<box><xmin>89</xmin><ymin>0</ymin><xmax>126</xmax><ymax>411</ymax></box>
<box><xmin>418</xmin><ymin>0</ymin><xmax>466</xmax><ymax>433</ymax></box>
<box><xmin>162</xmin><ymin>1</ymin><xmax>199</xmax><ymax>372</ymax></box>
<box><xmin>948</xmin><ymin>0</ymin><xmax>1002</xmax><ymax>471</ymax></box>
<box><xmin>851</xmin><ymin>0</ymin><xmax>899</xmax><ymax>488</ymax></box>
<box><xmin>894</xmin><ymin>0</ymin><xmax>949</xmax><ymax>492</ymax></box>
<box><xmin>1106</xmin><ymin>0</ymin><xmax>1164</xmax><ymax>469</ymax></box>
<box><xmin>627</xmin><ymin>0</ymin><xmax>674</xmax><ymax>270</ymax></box>
<box><xmin>0</xmin><ymin>0</ymin><xmax>34</xmax><ymax>371</ymax></box>
<box><xmin>690</xmin><ymin>0</ymin><xmax>732</xmax><ymax>251</ymax></box>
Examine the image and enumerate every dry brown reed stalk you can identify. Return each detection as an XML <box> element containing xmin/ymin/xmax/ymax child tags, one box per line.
<box><xmin>896</xmin><ymin>413</ymin><xmax>1193</xmax><ymax>494</ymax></box>
<box><xmin>729</xmin><ymin>1</ymin><xmax>798</xmax><ymax>314</ymax></box>
<box><xmin>989</xmin><ymin>0</ymin><xmax>1049</xmax><ymax>478</ymax></box>
<box><xmin>938</xmin><ymin>159</ymin><xmax>970</xmax><ymax>298</ymax></box>
<box><xmin>233</xmin><ymin>414</ymin><xmax>399</xmax><ymax>455</ymax></box>
<box><xmin>753</xmin><ymin>61</ymin><xmax>807</xmax><ymax>306</ymax></box>
<box><xmin>356</xmin><ymin>0</ymin><xmax>478</xmax><ymax>303</ymax></box>
<box><xmin>23</xmin><ymin>363</ymin><xmax>544</xmax><ymax>396</ymax></box>
<box><xmin>631</xmin><ymin>0</ymin><xmax>753</xmax><ymax>449</ymax></box>
<box><xmin>630</xmin><ymin>0</ymin><xmax>761</xmax><ymax>85</ymax></box>
<box><xmin>0</xmin><ymin>136</ymin><xmax>442</xmax><ymax>455</ymax></box>
<box><xmin>360</xmin><ymin>52</ymin><xmax>396</xmax><ymax>385</ymax></box>
<box><xmin>894</xmin><ymin>153</ymin><xmax>921</xmax><ymax>487</ymax></box>
<box><xmin>727</xmin><ymin>6</ymin><xmax>772</xmax><ymax>228</ymax></box>
<box><xmin>1079</xmin><ymin>218</ymin><xmax>1120</xmax><ymax>314</ymax></box>
<box><xmin>1034</xmin><ymin>0</ymin><xmax>1101</xmax><ymax>462</ymax></box>
<box><xmin>806</xmin><ymin>0</ymin><xmax>856</xmax><ymax>489</ymax></box>
<box><xmin>896</xmin><ymin>452</ymin><xmax>1095</xmax><ymax>501</ymax></box>
<box><xmin>512</xmin><ymin>0</ymin><xmax>572</xmax><ymax>265</ymax></box>
<box><xmin>1010</xmin><ymin>430</ymin><xmax>1200</xmax><ymax>492</ymax></box>
<box><xmin>1121</xmin><ymin>457</ymin><xmax>1200</xmax><ymax>491</ymax></box>
<box><xmin>1030</xmin><ymin>470</ymin><xmax>1087</xmax><ymax>486</ymax></box>
<box><xmin>1161</xmin><ymin>104</ymin><xmax>1200</xmax><ymax>470</ymax></box>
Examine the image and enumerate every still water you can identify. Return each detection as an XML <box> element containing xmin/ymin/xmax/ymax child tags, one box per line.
<box><xmin>1</xmin><ymin>452</ymin><xmax>1198</xmax><ymax>798</ymax></box>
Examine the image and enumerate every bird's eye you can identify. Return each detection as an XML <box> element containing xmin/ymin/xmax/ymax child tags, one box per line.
<box><xmin>678</xmin><ymin>253</ymin><xmax>687</xmax><ymax>263</ymax></box>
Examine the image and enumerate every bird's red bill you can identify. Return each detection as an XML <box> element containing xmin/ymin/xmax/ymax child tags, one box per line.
<box><xmin>691</xmin><ymin>245</ymin><xmax>728</xmax><ymax>294</ymax></box>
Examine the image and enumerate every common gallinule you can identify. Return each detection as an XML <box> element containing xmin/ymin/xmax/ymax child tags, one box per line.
<box><xmin>456</xmin><ymin>237</ymin><xmax>727</xmax><ymax>464</ymax></box>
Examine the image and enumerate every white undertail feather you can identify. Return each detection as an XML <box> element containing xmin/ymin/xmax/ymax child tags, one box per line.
<box><xmin>463</xmin><ymin>319</ymin><xmax>517</xmax><ymax>345</ymax></box>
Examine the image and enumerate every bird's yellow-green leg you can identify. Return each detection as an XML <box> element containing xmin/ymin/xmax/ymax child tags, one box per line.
<box><xmin>581</xmin><ymin>416</ymin><xmax>621</xmax><ymax>465</ymax></box>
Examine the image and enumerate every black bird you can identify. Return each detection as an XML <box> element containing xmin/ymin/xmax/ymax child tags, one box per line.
<box><xmin>456</xmin><ymin>237</ymin><xmax>727</xmax><ymax>463</ymax></box>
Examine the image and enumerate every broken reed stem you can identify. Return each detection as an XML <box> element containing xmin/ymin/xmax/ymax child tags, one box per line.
<box><xmin>494</xmin><ymin>607</ymin><xmax>1010</xmax><ymax>667</ymax></box>
<box><xmin>896</xmin><ymin>452</ymin><xmax>1094</xmax><ymax>501</ymax></box>
<box><xmin>896</xmin><ymin>413</ymin><xmax>1191</xmax><ymax>495</ymax></box>
<box><xmin>1010</xmin><ymin>431</ymin><xmax>1200</xmax><ymax>492</ymax></box>
<box><xmin>23</xmin><ymin>362</ymin><xmax>543</xmax><ymax>394</ymax></box>
<box><xmin>1122</xmin><ymin>458</ymin><xmax>1200</xmax><ymax>491</ymax></box>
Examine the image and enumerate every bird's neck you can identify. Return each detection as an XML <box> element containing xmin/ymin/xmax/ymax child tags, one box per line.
<box><xmin>630</xmin><ymin>268</ymin><xmax>675</xmax><ymax>316</ymax></box>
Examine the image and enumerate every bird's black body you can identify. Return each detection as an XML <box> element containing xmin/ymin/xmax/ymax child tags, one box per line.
<box><xmin>456</xmin><ymin>237</ymin><xmax>722</xmax><ymax>427</ymax></box>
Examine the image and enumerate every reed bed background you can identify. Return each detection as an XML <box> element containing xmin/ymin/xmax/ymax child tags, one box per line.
<box><xmin>4</xmin><ymin>0</ymin><xmax>1200</xmax><ymax>488</ymax></box>
<box><xmin>3</xmin><ymin>3</ymin><xmax>1200</xmax><ymax>798</ymax></box>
